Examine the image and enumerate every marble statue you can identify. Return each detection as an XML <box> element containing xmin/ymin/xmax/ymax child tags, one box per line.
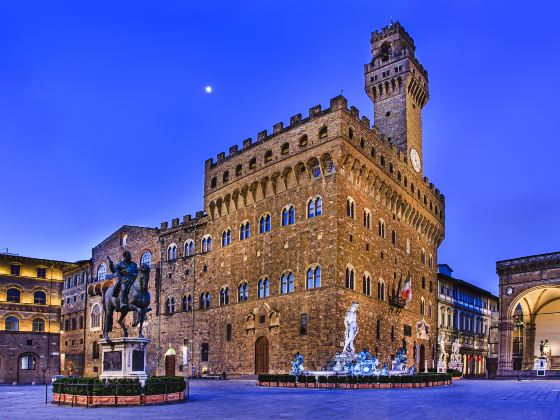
<box><xmin>353</xmin><ymin>348</ymin><xmax>379</xmax><ymax>376</ymax></box>
<box><xmin>392</xmin><ymin>348</ymin><xmax>408</xmax><ymax>372</ymax></box>
<box><xmin>451</xmin><ymin>338</ymin><xmax>460</xmax><ymax>364</ymax></box>
<box><xmin>380</xmin><ymin>363</ymin><xmax>389</xmax><ymax>376</ymax></box>
<box><xmin>439</xmin><ymin>334</ymin><xmax>447</xmax><ymax>364</ymax></box>
<box><xmin>343</xmin><ymin>302</ymin><xmax>359</xmax><ymax>354</ymax></box>
<box><xmin>291</xmin><ymin>352</ymin><xmax>304</xmax><ymax>376</ymax></box>
<box><xmin>540</xmin><ymin>339</ymin><xmax>549</xmax><ymax>357</ymax></box>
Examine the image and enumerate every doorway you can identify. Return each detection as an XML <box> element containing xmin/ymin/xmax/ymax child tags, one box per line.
<box><xmin>255</xmin><ymin>336</ymin><xmax>269</xmax><ymax>374</ymax></box>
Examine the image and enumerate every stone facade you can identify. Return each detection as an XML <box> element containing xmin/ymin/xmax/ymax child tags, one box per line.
<box><xmin>68</xmin><ymin>22</ymin><xmax>446</xmax><ymax>377</ymax></box>
<box><xmin>436</xmin><ymin>264</ymin><xmax>498</xmax><ymax>377</ymax></box>
<box><xmin>60</xmin><ymin>261</ymin><xmax>91</xmax><ymax>376</ymax></box>
<box><xmin>0</xmin><ymin>253</ymin><xmax>73</xmax><ymax>384</ymax></box>
<box><xmin>497</xmin><ymin>251</ymin><xmax>560</xmax><ymax>377</ymax></box>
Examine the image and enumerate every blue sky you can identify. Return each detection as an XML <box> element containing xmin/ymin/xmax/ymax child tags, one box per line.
<box><xmin>1</xmin><ymin>1</ymin><xmax>559</xmax><ymax>294</ymax></box>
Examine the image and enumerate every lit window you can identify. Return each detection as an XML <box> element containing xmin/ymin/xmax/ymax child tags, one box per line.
<box><xmin>282</xmin><ymin>206</ymin><xmax>295</xmax><ymax>226</ymax></box>
<box><xmin>220</xmin><ymin>287</ymin><xmax>230</xmax><ymax>305</ymax></box>
<box><xmin>20</xmin><ymin>354</ymin><xmax>35</xmax><ymax>370</ymax></box>
<box><xmin>10</xmin><ymin>264</ymin><xmax>21</xmax><ymax>276</ymax></box>
<box><xmin>37</xmin><ymin>267</ymin><xmax>47</xmax><ymax>279</ymax></box>
<box><xmin>184</xmin><ymin>240</ymin><xmax>194</xmax><ymax>257</ymax></box>
<box><xmin>202</xmin><ymin>236</ymin><xmax>213</xmax><ymax>253</ymax></box>
<box><xmin>308</xmin><ymin>197</ymin><xmax>323</xmax><ymax>218</ymax></box>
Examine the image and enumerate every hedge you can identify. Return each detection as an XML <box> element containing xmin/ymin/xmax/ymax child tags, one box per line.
<box><xmin>52</xmin><ymin>376</ymin><xmax>185</xmax><ymax>396</ymax></box>
<box><xmin>257</xmin><ymin>373</ymin><xmax>451</xmax><ymax>384</ymax></box>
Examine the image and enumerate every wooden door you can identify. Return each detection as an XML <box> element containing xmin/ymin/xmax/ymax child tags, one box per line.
<box><xmin>165</xmin><ymin>354</ymin><xmax>176</xmax><ymax>376</ymax></box>
<box><xmin>255</xmin><ymin>336</ymin><xmax>269</xmax><ymax>374</ymax></box>
<box><xmin>419</xmin><ymin>344</ymin><xmax>426</xmax><ymax>369</ymax></box>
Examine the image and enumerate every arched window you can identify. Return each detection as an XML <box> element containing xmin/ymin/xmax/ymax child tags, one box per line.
<box><xmin>391</xmin><ymin>229</ymin><xmax>397</xmax><ymax>246</ymax></box>
<box><xmin>319</xmin><ymin>126</ymin><xmax>328</xmax><ymax>139</ymax></box>
<box><xmin>282</xmin><ymin>206</ymin><xmax>295</xmax><ymax>226</ymax></box>
<box><xmin>281</xmin><ymin>142</ymin><xmax>290</xmax><ymax>155</ymax></box>
<box><xmin>240</xmin><ymin>222</ymin><xmax>251</xmax><ymax>240</ymax></box>
<box><xmin>90</xmin><ymin>304</ymin><xmax>101</xmax><ymax>329</ymax></box>
<box><xmin>238</xmin><ymin>282</ymin><xmax>249</xmax><ymax>302</ymax></box>
<box><xmin>167</xmin><ymin>244</ymin><xmax>177</xmax><ymax>261</ymax></box>
<box><xmin>378</xmin><ymin>219</ymin><xmax>386</xmax><ymax>238</ymax></box>
<box><xmin>264</xmin><ymin>150</ymin><xmax>273</xmax><ymax>163</ymax></box>
<box><xmin>429</xmin><ymin>302</ymin><xmax>433</xmax><ymax>318</ymax></box>
<box><xmin>299</xmin><ymin>134</ymin><xmax>308</xmax><ymax>147</ymax></box>
<box><xmin>363</xmin><ymin>274</ymin><xmax>371</xmax><ymax>296</ymax></box>
<box><xmin>223</xmin><ymin>171</ymin><xmax>229</xmax><ymax>183</ymax></box>
<box><xmin>182</xmin><ymin>295</ymin><xmax>192</xmax><ymax>312</ymax></box>
<box><xmin>378</xmin><ymin>279</ymin><xmax>385</xmax><ymax>301</ymax></box>
<box><xmin>97</xmin><ymin>264</ymin><xmax>106</xmax><ymax>282</ymax></box>
<box><xmin>221</xmin><ymin>229</ymin><xmax>232</xmax><ymax>247</ymax></box>
<box><xmin>210</xmin><ymin>177</ymin><xmax>217</xmax><ymax>188</ymax></box>
<box><xmin>32</xmin><ymin>318</ymin><xmax>45</xmax><ymax>332</ymax></box>
<box><xmin>184</xmin><ymin>240</ymin><xmax>195</xmax><ymax>257</ymax></box>
<box><xmin>249</xmin><ymin>157</ymin><xmax>256</xmax><ymax>170</ymax></box>
<box><xmin>20</xmin><ymin>354</ymin><xmax>36</xmax><ymax>370</ymax></box>
<box><xmin>421</xmin><ymin>249</ymin><xmax>426</xmax><ymax>264</ymax></box>
<box><xmin>34</xmin><ymin>291</ymin><xmax>46</xmax><ymax>305</ymax></box>
<box><xmin>345</xmin><ymin>266</ymin><xmax>355</xmax><ymax>290</ymax></box>
<box><xmin>420</xmin><ymin>297</ymin><xmax>425</xmax><ymax>316</ymax></box>
<box><xmin>363</xmin><ymin>209</ymin><xmax>371</xmax><ymax>229</ymax></box>
<box><xmin>7</xmin><ymin>288</ymin><xmax>21</xmax><ymax>303</ymax></box>
<box><xmin>166</xmin><ymin>297</ymin><xmax>175</xmax><ymax>314</ymax></box>
<box><xmin>220</xmin><ymin>287</ymin><xmax>230</xmax><ymax>305</ymax></box>
<box><xmin>307</xmin><ymin>196</ymin><xmax>323</xmax><ymax>218</ymax></box>
<box><xmin>258</xmin><ymin>278</ymin><xmax>270</xmax><ymax>299</ymax></box>
<box><xmin>311</xmin><ymin>162</ymin><xmax>321</xmax><ymax>179</ymax></box>
<box><xmin>259</xmin><ymin>214</ymin><xmax>271</xmax><ymax>234</ymax></box>
<box><xmin>236</xmin><ymin>164</ymin><xmax>243</xmax><ymax>176</ymax></box>
<box><xmin>346</xmin><ymin>197</ymin><xmax>355</xmax><ymax>218</ymax></box>
<box><xmin>5</xmin><ymin>316</ymin><xmax>19</xmax><ymax>331</ymax></box>
<box><xmin>281</xmin><ymin>272</ymin><xmax>294</xmax><ymax>295</ymax></box>
<box><xmin>307</xmin><ymin>266</ymin><xmax>321</xmax><ymax>289</ymax></box>
<box><xmin>140</xmin><ymin>251</ymin><xmax>152</xmax><ymax>267</ymax></box>
<box><xmin>202</xmin><ymin>235</ymin><xmax>213</xmax><ymax>253</ymax></box>
<box><xmin>199</xmin><ymin>292</ymin><xmax>211</xmax><ymax>309</ymax></box>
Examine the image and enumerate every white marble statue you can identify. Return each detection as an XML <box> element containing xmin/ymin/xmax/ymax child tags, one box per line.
<box><xmin>439</xmin><ymin>334</ymin><xmax>447</xmax><ymax>364</ymax></box>
<box><xmin>451</xmin><ymin>339</ymin><xmax>460</xmax><ymax>364</ymax></box>
<box><xmin>343</xmin><ymin>302</ymin><xmax>359</xmax><ymax>354</ymax></box>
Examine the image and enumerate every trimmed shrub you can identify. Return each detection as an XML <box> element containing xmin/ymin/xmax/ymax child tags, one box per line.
<box><xmin>145</xmin><ymin>376</ymin><xmax>186</xmax><ymax>395</ymax></box>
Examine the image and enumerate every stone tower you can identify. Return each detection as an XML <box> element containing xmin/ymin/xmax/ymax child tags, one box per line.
<box><xmin>364</xmin><ymin>22</ymin><xmax>429</xmax><ymax>176</ymax></box>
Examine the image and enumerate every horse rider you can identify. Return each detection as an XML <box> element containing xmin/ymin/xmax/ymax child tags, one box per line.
<box><xmin>108</xmin><ymin>251</ymin><xmax>138</xmax><ymax>310</ymax></box>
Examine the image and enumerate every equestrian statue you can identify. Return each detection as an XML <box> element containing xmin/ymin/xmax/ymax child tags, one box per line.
<box><xmin>102</xmin><ymin>251</ymin><xmax>151</xmax><ymax>344</ymax></box>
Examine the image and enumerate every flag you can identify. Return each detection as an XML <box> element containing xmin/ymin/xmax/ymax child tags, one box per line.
<box><xmin>401</xmin><ymin>275</ymin><xmax>412</xmax><ymax>304</ymax></box>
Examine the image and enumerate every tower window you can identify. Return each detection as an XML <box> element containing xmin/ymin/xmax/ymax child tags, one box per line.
<box><xmin>264</xmin><ymin>150</ymin><xmax>273</xmax><ymax>163</ymax></box>
<box><xmin>348</xmin><ymin>128</ymin><xmax>354</xmax><ymax>139</ymax></box>
<box><xmin>223</xmin><ymin>171</ymin><xmax>229</xmax><ymax>182</ymax></box>
<box><xmin>319</xmin><ymin>126</ymin><xmax>328</xmax><ymax>139</ymax></box>
<box><xmin>386</xmin><ymin>111</ymin><xmax>391</xmax><ymax>117</ymax></box>
<box><xmin>210</xmin><ymin>177</ymin><xmax>217</xmax><ymax>189</ymax></box>
<box><xmin>249</xmin><ymin>157</ymin><xmax>256</xmax><ymax>170</ymax></box>
<box><xmin>236</xmin><ymin>164</ymin><xmax>243</xmax><ymax>176</ymax></box>
<box><xmin>299</xmin><ymin>135</ymin><xmax>308</xmax><ymax>147</ymax></box>
<box><xmin>281</xmin><ymin>143</ymin><xmax>290</xmax><ymax>155</ymax></box>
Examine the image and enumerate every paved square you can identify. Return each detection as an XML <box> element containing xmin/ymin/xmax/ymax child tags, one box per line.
<box><xmin>1</xmin><ymin>379</ymin><xmax>559</xmax><ymax>419</ymax></box>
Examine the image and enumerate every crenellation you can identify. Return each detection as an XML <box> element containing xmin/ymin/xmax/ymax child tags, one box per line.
<box><xmin>257</xmin><ymin>130</ymin><xmax>267</xmax><ymax>141</ymax></box>
<box><xmin>229</xmin><ymin>145</ymin><xmax>238</xmax><ymax>155</ymax></box>
<box><xmin>273</xmin><ymin>122</ymin><xmax>284</xmax><ymax>134</ymax></box>
<box><xmin>361</xmin><ymin>115</ymin><xmax>370</xmax><ymax>128</ymax></box>
<box><xmin>350</xmin><ymin>105</ymin><xmax>359</xmax><ymax>118</ymax></box>
<box><xmin>243</xmin><ymin>138</ymin><xmax>253</xmax><ymax>148</ymax></box>
<box><xmin>171</xmin><ymin>218</ymin><xmax>179</xmax><ymax>227</ymax></box>
<box><xmin>183</xmin><ymin>214</ymin><xmax>192</xmax><ymax>224</ymax></box>
<box><xmin>217</xmin><ymin>152</ymin><xmax>226</xmax><ymax>162</ymax></box>
<box><xmin>330</xmin><ymin>95</ymin><xmax>347</xmax><ymax>110</ymax></box>
<box><xmin>290</xmin><ymin>113</ymin><xmax>302</xmax><ymax>125</ymax></box>
<box><xmin>309</xmin><ymin>104</ymin><xmax>322</xmax><ymax>117</ymax></box>
<box><xmin>160</xmin><ymin>221</ymin><xmax>168</xmax><ymax>230</ymax></box>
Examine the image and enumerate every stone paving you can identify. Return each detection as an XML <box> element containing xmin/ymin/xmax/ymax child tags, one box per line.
<box><xmin>1</xmin><ymin>379</ymin><xmax>559</xmax><ymax>419</ymax></box>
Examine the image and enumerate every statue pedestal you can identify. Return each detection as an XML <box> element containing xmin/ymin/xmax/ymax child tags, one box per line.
<box><xmin>448</xmin><ymin>361</ymin><xmax>462</xmax><ymax>372</ymax></box>
<box><xmin>534</xmin><ymin>357</ymin><xmax>548</xmax><ymax>375</ymax></box>
<box><xmin>437</xmin><ymin>360</ymin><xmax>447</xmax><ymax>373</ymax></box>
<box><xmin>98</xmin><ymin>337</ymin><xmax>150</xmax><ymax>386</ymax></box>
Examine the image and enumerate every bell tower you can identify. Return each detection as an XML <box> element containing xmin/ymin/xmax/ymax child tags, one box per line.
<box><xmin>365</xmin><ymin>22</ymin><xmax>429</xmax><ymax>175</ymax></box>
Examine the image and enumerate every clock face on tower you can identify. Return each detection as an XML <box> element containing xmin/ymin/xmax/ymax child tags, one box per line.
<box><xmin>410</xmin><ymin>148</ymin><xmax>421</xmax><ymax>173</ymax></box>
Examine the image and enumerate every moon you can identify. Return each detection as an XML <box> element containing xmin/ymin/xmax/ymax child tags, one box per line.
<box><xmin>205</xmin><ymin>86</ymin><xmax>213</xmax><ymax>93</ymax></box>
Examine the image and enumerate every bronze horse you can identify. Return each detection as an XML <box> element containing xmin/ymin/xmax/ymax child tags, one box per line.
<box><xmin>102</xmin><ymin>264</ymin><xmax>151</xmax><ymax>343</ymax></box>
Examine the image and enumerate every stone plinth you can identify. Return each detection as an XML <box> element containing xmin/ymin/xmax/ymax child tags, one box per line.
<box><xmin>448</xmin><ymin>361</ymin><xmax>462</xmax><ymax>372</ymax></box>
<box><xmin>98</xmin><ymin>337</ymin><xmax>150</xmax><ymax>385</ymax></box>
<box><xmin>437</xmin><ymin>360</ymin><xmax>447</xmax><ymax>373</ymax></box>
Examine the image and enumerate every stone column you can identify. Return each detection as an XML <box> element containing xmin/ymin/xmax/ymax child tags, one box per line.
<box><xmin>523</xmin><ymin>323</ymin><xmax>536</xmax><ymax>370</ymax></box>
<box><xmin>498</xmin><ymin>319</ymin><xmax>513</xmax><ymax>375</ymax></box>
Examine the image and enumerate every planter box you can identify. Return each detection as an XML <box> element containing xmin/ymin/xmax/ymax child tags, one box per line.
<box><xmin>286</xmin><ymin>382</ymin><xmax>295</xmax><ymax>388</ymax></box>
<box><xmin>357</xmin><ymin>384</ymin><xmax>370</xmax><ymax>389</ymax></box>
<box><xmin>145</xmin><ymin>394</ymin><xmax>165</xmax><ymax>404</ymax></box>
<box><xmin>75</xmin><ymin>395</ymin><xmax>92</xmax><ymax>405</ymax></box>
<box><xmin>401</xmin><ymin>383</ymin><xmax>413</xmax><ymax>388</ymax></box>
<box><xmin>117</xmin><ymin>395</ymin><xmax>141</xmax><ymax>405</ymax></box>
<box><xmin>379</xmin><ymin>383</ymin><xmax>391</xmax><ymax>389</ymax></box>
<box><xmin>327</xmin><ymin>383</ymin><xmax>336</xmax><ymax>389</ymax></box>
<box><xmin>166</xmin><ymin>391</ymin><xmax>183</xmax><ymax>402</ymax></box>
<box><xmin>92</xmin><ymin>396</ymin><xmax>116</xmax><ymax>406</ymax></box>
